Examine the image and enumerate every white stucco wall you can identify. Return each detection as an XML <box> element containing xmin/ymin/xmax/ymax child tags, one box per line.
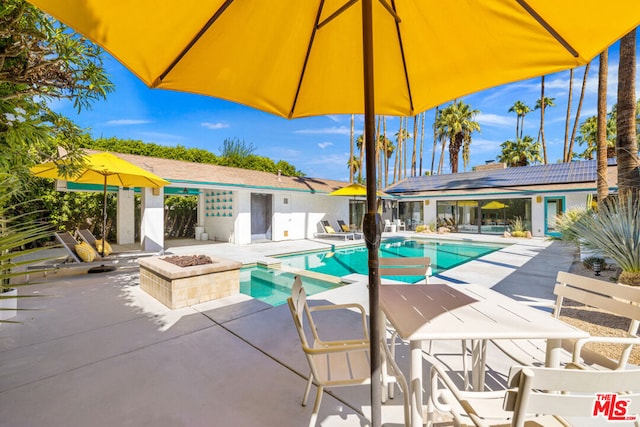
<box><xmin>194</xmin><ymin>187</ymin><xmax>350</xmax><ymax>244</ymax></box>
<box><xmin>117</xmin><ymin>188</ymin><xmax>135</xmax><ymax>244</ymax></box>
<box><xmin>140</xmin><ymin>187</ymin><xmax>164</xmax><ymax>252</ymax></box>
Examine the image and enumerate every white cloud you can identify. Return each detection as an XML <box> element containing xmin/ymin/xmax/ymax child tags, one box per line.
<box><xmin>318</xmin><ymin>142</ymin><xmax>333</xmax><ymax>149</ymax></box>
<box><xmin>106</xmin><ymin>119</ymin><xmax>152</xmax><ymax>125</ymax></box>
<box><xmin>201</xmin><ymin>121</ymin><xmax>230</xmax><ymax>130</ymax></box>
<box><xmin>477</xmin><ymin>113</ymin><xmax>513</xmax><ymax>127</ymax></box>
<box><xmin>294</xmin><ymin>126</ymin><xmax>352</xmax><ymax>135</ymax></box>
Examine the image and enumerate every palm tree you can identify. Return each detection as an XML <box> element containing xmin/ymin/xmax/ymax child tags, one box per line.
<box><xmin>384</xmin><ymin>138</ymin><xmax>395</xmax><ymax>186</ymax></box>
<box><xmin>395</xmin><ymin>124</ymin><xmax>410</xmax><ymax>180</ymax></box>
<box><xmin>436</xmin><ymin>101</ymin><xmax>481</xmax><ymax>173</ymax></box>
<box><xmin>411</xmin><ymin>114</ymin><xmax>418</xmax><ymax>176</ymax></box>
<box><xmin>616</xmin><ymin>28</ymin><xmax>640</xmax><ymax>195</ymax></box>
<box><xmin>563</xmin><ymin>68</ymin><xmax>575</xmax><ymax>162</ymax></box>
<box><xmin>347</xmin><ymin>155</ymin><xmax>361</xmax><ymax>180</ymax></box>
<box><xmin>576</xmin><ymin>116</ymin><xmax>616</xmax><ymax>160</ymax></box>
<box><xmin>419</xmin><ymin>111</ymin><xmax>425</xmax><ymax>176</ymax></box>
<box><xmin>534</xmin><ymin>89</ymin><xmax>555</xmax><ymax>164</ymax></box>
<box><xmin>508</xmin><ymin>100</ymin><xmax>532</xmax><ymax>140</ymax></box>
<box><xmin>596</xmin><ymin>50</ymin><xmax>609</xmax><ymax>205</ymax></box>
<box><xmin>567</xmin><ymin>63</ymin><xmax>591</xmax><ymax>162</ymax></box>
<box><xmin>356</xmin><ymin>133</ymin><xmax>365</xmax><ymax>182</ymax></box>
<box><xmin>349</xmin><ymin>114</ymin><xmax>354</xmax><ymax>182</ymax></box>
<box><xmin>430</xmin><ymin>106</ymin><xmax>439</xmax><ymax>175</ymax></box>
<box><xmin>498</xmin><ymin>136</ymin><xmax>542</xmax><ymax>167</ymax></box>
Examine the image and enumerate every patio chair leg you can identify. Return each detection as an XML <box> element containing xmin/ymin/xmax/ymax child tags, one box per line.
<box><xmin>302</xmin><ymin>375</ymin><xmax>313</xmax><ymax>406</ymax></box>
<box><xmin>462</xmin><ymin>339</ymin><xmax>470</xmax><ymax>391</ymax></box>
<box><xmin>309</xmin><ymin>385</ymin><xmax>324</xmax><ymax>427</ymax></box>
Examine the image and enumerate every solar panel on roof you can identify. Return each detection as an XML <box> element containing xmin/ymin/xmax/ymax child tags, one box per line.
<box><xmin>385</xmin><ymin>160</ymin><xmax>600</xmax><ymax>194</ymax></box>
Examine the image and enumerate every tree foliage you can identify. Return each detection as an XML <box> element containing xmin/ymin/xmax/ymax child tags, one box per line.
<box><xmin>0</xmin><ymin>0</ymin><xmax>113</xmax><ymax>189</ymax></box>
<box><xmin>85</xmin><ymin>136</ymin><xmax>305</xmax><ymax>177</ymax></box>
<box><xmin>435</xmin><ymin>101</ymin><xmax>480</xmax><ymax>173</ymax></box>
<box><xmin>498</xmin><ymin>136</ymin><xmax>542</xmax><ymax>167</ymax></box>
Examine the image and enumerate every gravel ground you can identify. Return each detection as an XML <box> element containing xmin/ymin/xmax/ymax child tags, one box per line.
<box><xmin>563</xmin><ymin>262</ymin><xmax>639</xmax><ymax>365</ymax></box>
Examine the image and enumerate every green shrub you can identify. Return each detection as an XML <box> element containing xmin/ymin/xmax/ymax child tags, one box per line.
<box><xmin>566</xmin><ymin>194</ymin><xmax>640</xmax><ymax>286</ymax></box>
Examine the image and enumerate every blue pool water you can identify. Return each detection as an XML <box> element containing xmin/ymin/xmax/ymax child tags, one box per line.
<box><xmin>240</xmin><ymin>238</ymin><xmax>505</xmax><ymax>306</ymax></box>
<box><xmin>279</xmin><ymin>238</ymin><xmax>505</xmax><ymax>283</ymax></box>
<box><xmin>239</xmin><ymin>266</ymin><xmax>341</xmax><ymax>307</ymax></box>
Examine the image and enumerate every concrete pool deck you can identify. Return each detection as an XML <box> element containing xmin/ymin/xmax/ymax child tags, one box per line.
<box><xmin>0</xmin><ymin>233</ymin><xmax>580</xmax><ymax>426</ymax></box>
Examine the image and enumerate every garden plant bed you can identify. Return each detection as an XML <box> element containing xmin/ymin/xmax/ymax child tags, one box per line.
<box><xmin>139</xmin><ymin>254</ymin><xmax>241</xmax><ymax>309</ymax></box>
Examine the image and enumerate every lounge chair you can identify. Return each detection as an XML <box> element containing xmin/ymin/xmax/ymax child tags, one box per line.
<box><xmin>336</xmin><ymin>220</ymin><xmax>363</xmax><ymax>239</ymax></box>
<box><xmin>313</xmin><ymin>220</ymin><xmax>354</xmax><ymax>240</ymax></box>
<box><xmin>27</xmin><ymin>232</ymin><xmax>141</xmax><ymax>276</ymax></box>
<box><xmin>287</xmin><ymin>276</ymin><xmax>409</xmax><ymax>426</ymax></box>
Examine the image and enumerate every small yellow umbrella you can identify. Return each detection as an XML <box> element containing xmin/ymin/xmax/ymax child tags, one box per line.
<box><xmin>328</xmin><ymin>182</ymin><xmax>386</xmax><ymax>197</ymax></box>
<box><xmin>482</xmin><ymin>201</ymin><xmax>509</xmax><ymax>210</ymax></box>
<box><xmin>31</xmin><ymin>152</ymin><xmax>169</xmax><ymax>257</ymax></box>
<box><xmin>30</xmin><ymin>152</ymin><xmax>170</xmax><ymax>188</ymax></box>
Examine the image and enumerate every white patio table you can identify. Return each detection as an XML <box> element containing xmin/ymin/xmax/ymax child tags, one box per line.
<box><xmin>379</xmin><ymin>283</ymin><xmax>589</xmax><ymax>427</ymax></box>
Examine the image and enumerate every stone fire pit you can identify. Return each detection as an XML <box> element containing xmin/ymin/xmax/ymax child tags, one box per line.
<box><xmin>139</xmin><ymin>254</ymin><xmax>242</xmax><ymax>309</ymax></box>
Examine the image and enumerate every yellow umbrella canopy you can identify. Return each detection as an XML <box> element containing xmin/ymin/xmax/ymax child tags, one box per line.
<box><xmin>31</xmin><ymin>152</ymin><xmax>169</xmax><ymax>257</ymax></box>
<box><xmin>329</xmin><ymin>182</ymin><xmax>386</xmax><ymax>197</ymax></box>
<box><xmin>30</xmin><ymin>152</ymin><xmax>170</xmax><ymax>188</ymax></box>
<box><xmin>481</xmin><ymin>201</ymin><xmax>509</xmax><ymax>210</ymax></box>
<box><xmin>27</xmin><ymin>1</ymin><xmax>640</xmax><ymax>118</ymax></box>
<box><xmin>25</xmin><ymin>1</ymin><xmax>640</xmax><ymax>424</ymax></box>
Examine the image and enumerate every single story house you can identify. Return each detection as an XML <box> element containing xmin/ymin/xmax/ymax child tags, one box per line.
<box><xmin>383</xmin><ymin>159</ymin><xmax>618</xmax><ymax>237</ymax></box>
<box><xmin>57</xmin><ymin>150</ymin><xmax>355</xmax><ymax>251</ymax></box>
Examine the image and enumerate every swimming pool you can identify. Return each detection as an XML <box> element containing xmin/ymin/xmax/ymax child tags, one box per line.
<box><xmin>239</xmin><ymin>266</ymin><xmax>341</xmax><ymax>306</ymax></box>
<box><xmin>279</xmin><ymin>238</ymin><xmax>505</xmax><ymax>283</ymax></box>
<box><xmin>239</xmin><ymin>238</ymin><xmax>506</xmax><ymax>305</ymax></box>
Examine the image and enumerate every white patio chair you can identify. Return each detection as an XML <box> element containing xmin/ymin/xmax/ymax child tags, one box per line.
<box><xmin>394</xmin><ymin>219</ymin><xmax>406</xmax><ymax>231</ymax></box>
<box><xmin>287</xmin><ymin>276</ymin><xmax>409</xmax><ymax>427</ymax></box>
<box><xmin>429</xmin><ymin>356</ymin><xmax>640</xmax><ymax>427</ymax></box>
<box><xmin>492</xmin><ymin>271</ymin><xmax>640</xmax><ymax>371</ymax></box>
<box><xmin>383</xmin><ymin>219</ymin><xmax>393</xmax><ymax>232</ymax></box>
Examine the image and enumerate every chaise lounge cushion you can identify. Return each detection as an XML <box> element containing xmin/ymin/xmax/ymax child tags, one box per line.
<box><xmin>324</xmin><ymin>225</ymin><xmax>337</xmax><ymax>233</ymax></box>
<box><xmin>95</xmin><ymin>240</ymin><xmax>113</xmax><ymax>256</ymax></box>
<box><xmin>75</xmin><ymin>241</ymin><xmax>97</xmax><ymax>262</ymax></box>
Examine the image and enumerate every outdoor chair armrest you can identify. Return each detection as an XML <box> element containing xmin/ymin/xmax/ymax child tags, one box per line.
<box><xmin>429</xmin><ymin>357</ymin><xmax>506</xmax><ymax>427</ymax></box>
<box><xmin>572</xmin><ymin>335</ymin><xmax>640</xmax><ymax>369</ymax></box>
<box><xmin>303</xmin><ymin>342</ymin><xmax>369</xmax><ymax>355</ymax></box>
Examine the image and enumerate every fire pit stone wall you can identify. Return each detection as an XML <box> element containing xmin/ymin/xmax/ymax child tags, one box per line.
<box><xmin>139</xmin><ymin>255</ymin><xmax>242</xmax><ymax>309</ymax></box>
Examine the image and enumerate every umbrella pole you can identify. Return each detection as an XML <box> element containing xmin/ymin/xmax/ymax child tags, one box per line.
<box><xmin>102</xmin><ymin>176</ymin><xmax>108</xmax><ymax>257</ymax></box>
<box><xmin>361</xmin><ymin>1</ymin><xmax>382</xmax><ymax>426</ymax></box>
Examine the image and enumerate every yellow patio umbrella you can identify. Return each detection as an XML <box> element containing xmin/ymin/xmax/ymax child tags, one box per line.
<box><xmin>25</xmin><ymin>1</ymin><xmax>640</xmax><ymax>424</ymax></box>
<box><xmin>481</xmin><ymin>201</ymin><xmax>509</xmax><ymax>210</ymax></box>
<box><xmin>31</xmin><ymin>152</ymin><xmax>169</xmax><ymax>257</ymax></box>
<box><xmin>328</xmin><ymin>182</ymin><xmax>386</xmax><ymax>197</ymax></box>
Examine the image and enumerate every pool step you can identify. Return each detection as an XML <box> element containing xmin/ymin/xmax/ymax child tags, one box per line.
<box><xmin>278</xmin><ymin>264</ymin><xmax>343</xmax><ymax>285</ymax></box>
<box><xmin>256</xmin><ymin>257</ymin><xmax>281</xmax><ymax>267</ymax></box>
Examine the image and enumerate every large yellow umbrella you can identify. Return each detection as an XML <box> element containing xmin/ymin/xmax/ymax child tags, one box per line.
<box><xmin>31</xmin><ymin>152</ymin><xmax>169</xmax><ymax>256</ymax></box>
<box><xmin>25</xmin><ymin>1</ymin><xmax>640</xmax><ymax>424</ymax></box>
<box><xmin>329</xmin><ymin>182</ymin><xmax>386</xmax><ymax>197</ymax></box>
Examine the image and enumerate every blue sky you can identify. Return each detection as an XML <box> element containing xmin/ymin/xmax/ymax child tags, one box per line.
<box><xmin>54</xmin><ymin>41</ymin><xmax>639</xmax><ymax>183</ymax></box>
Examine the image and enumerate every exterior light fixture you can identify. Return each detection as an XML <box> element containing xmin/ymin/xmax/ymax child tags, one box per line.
<box><xmin>592</xmin><ymin>261</ymin><xmax>602</xmax><ymax>276</ymax></box>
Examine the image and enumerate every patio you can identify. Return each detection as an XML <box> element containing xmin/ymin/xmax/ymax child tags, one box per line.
<box><xmin>0</xmin><ymin>235</ymin><xmax>587</xmax><ymax>426</ymax></box>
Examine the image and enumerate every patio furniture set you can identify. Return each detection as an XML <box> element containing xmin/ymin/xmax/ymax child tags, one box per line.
<box><xmin>288</xmin><ymin>262</ymin><xmax>640</xmax><ymax>427</ymax></box>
